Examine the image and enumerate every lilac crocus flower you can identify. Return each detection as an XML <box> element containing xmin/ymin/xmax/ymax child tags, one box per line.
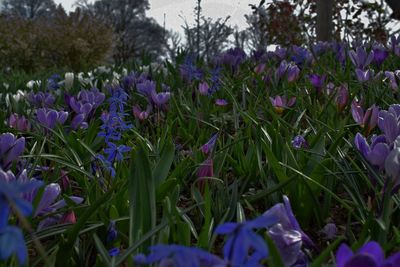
<box><xmin>336</xmin><ymin>85</ymin><xmax>349</xmax><ymax>112</ymax></box>
<box><xmin>36</xmin><ymin>108</ymin><xmax>68</xmax><ymax>129</ymax></box>
<box><xmin>349</xmin><ymin>46</ymin><xmax>374</xmax><ymax>70</ymax></box>
<box><xmin>263</xmin><ymin>195</ymin><xmax>314</xmax><ymax>247</ymax></box>
<box><xmin>215</xmin><ymin>99</ymin><xmax>228</xmax><ymax>106</ymax></box>
<box><xmin>356</xmin><ymin>68</ymin><xmax>374</xmax><ymax>83</ymax></box>
<box><xmin>377</xmin><ymin>106</ymin><xmax>400</xmax><ymax>144</ymax></box>
<box><xmin>0</xmin><ymin>133</ymin><xmax>25</xmax><ymax>170</ymax></box>
<box><xmin>151</xmin><ymin>91</ymin><xmax>171</xmax><ymax>107</ymax></box>
<box><xmin>351</xmin><ymin>102</ymin><xmax>379</xmax><ymax>135</ymax></box>
<box><xmin>287</xmin><ymin>64</ymin><xmax>300</xmax><ymax>83</ymax></box>
<box><xmin>354</xmin><ymin>133</ymin><xmax>390</xmax><ymax>170</ymax></box>
<box><xmin>133</xmin><ymin>105</ymin><xmax>151</xmax><ymax>120</ymax></box>
<box><xmin>8</xmin><ymin>114</ymin><xmax>30</xmax><ymax>132</ymax></box>
<box><xmin>270</xmin><ymin>95</ymin><xmax>296</xmax><ymax>114</ymax></box>
<box><xmin>385</xmin><ymin>138</ymin><xmax>400</xmax><ymax>184</ymax></box>
<box><xmin>254</xmin><ymin>63</ymin><xmax>266</xmax><ymax>74</ymax></box>
<box><xmin>198</xmin><ymin>82</ymin><xmax>210</xmax><ymax>95</ymax></box>
<box><xmin>200</xmin><ymin>133</ymin><xmax>218</xmax><ymax>155</ymax></box>
<box><xmin>336</xmin><ymin>241</ymin><xmax>400</xmax><ymax>267</ymax></box>
<box><xmin>384</xmin><ymin>71</ymin><xmax>400</xmax><ymax>91</ymax></box>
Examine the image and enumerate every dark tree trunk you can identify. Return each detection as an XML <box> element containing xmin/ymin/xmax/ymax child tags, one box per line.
<box><xmin>316</xmin><ymin>0</ymin><xmax>333</xmax><ymax>41</ymax></box>
<box><xmin>385</xmin><ymin>0</ymin><xmax>400</xmax><ymax>19</ymax></box>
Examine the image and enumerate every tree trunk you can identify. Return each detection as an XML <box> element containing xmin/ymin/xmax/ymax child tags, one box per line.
<box><xmin>385</xmin><ymin>0</ymin><xmax>400</xmax><ymax>19</ymax></box>
<box><xmin>316</xmin><ymin>0</ymin><xmax>333</xmax><ymax>41</ymax></box>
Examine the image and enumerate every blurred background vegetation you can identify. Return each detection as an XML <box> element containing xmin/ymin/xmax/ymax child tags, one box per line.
<box><xmin>0</xmin><ymin>0</ymin><xmax>399</xmax><ymax>73</ymax></box>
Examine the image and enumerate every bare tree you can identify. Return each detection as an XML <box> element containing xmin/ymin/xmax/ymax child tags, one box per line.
<box><xmin>316</xmin><ymin>0</ymin><xmax>333</xmax><ymax>41</ymax></box>
<box><xmin>2</xmin><ymin>0</ymin><xmax>56</xmax><ymax>19</ymax></box>
<box><xmin>76</xmin><ymin>0</ymin><xmax>167</xmax><ymax>63</ymax></box>
<box><xmin>182</xmin><ymin>16</ymin><xmax>233</xmax><ymax>61</ymax></box>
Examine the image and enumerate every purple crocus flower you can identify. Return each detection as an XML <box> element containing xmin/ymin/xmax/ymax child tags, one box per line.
<box><xmin>217</xmin><ymin>47</ymin><xmax>247</xmax><ymax>72</ymax></box>
<box><xmin>291</xmin><ymin>45</ymin><xmax>312</xmax><ymax>66</ymax></box>
<box><xmin>372</xmin><ymin>45</ymin><xmax>389</xmax><ymax>66</ymax></box>
<box><xmin>215</xmin><ymin>99</ymin><xmax>228</xmax><ymax>106</ymax></box>
<box><xmin>26</xmin><ymin>91</ymin><xmax>56</xmax><ymax>108</ymax></box>
<box><xmin>0</xmin><ymin>133</ymin><xmax>25</xmax><ymax>170</ymax></box>
<box><xmin>8</xmin><ymin>114</ymin><xmax>30</xmax><ymax>132</ymax></box>
<box><xmin>107</xmin><ymin>221</ymin><xmax>117</xmax><ymax>243</ymax></box>
<box><xmin>349</xmin><ymin>46</ymin><xmax>374</xmax><ymax>70</ymax></box>
<box><xmin>336</xmin><ymin>241</ymin><xmax>400</xmax><ymax>267</ymax></box>
<box><xmin>36</xmin><ymin>108</ymin><xmax>68</xmax><ymax>129</ymax></box>
<box><xmin>136</xmin><ymin>80</ymin><xmax>156</xmax><ymax>98</ymax></box>
<box><xmin>354</xmin><ymin>133</ymin><xmax>390</xmax><ymax>170</ymax></box>
<box><xmin>351</xmin><ymin>102</ymin><xmax>379</xmax><ymax>135</ymax></box>
<box><xmin>200</xmin><ymin>133</ymin><xmax>218</xmax><ymax>155</ymax></box>
<box><xmin>309</xmin><ymin>74</ymin><xmax>326</xmax><ymax>92</ymax></box>
<box><xmin>274</xmin><ymin>46</ymin><xmax>288</xmax><ymax>60</ymax></box>
<box><xmin>270</xmin><ymin>95</ymin><xmax>296</xmax><ymax>114</ymax></box>
<box><xmin>275</xmin><ymin>60</ymin><xmax>289</xmax><ymax>80</ymax></box>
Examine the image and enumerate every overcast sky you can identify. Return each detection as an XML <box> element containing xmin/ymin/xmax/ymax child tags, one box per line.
<box><xmin>54</xmin><ymin>0</ymin><xmax>258</xmax><ymax>33</ymax></box>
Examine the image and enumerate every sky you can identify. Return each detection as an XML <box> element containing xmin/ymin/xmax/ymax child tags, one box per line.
<box><xmin>54</xmin><ymin>0</ymin><xmax>257</xmax><ymax>33</ymax></box>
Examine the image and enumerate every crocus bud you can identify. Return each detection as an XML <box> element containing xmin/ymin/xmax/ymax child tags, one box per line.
<box><xmin>336</xmin><ymin>85</ymin><xmax>349</xmax><ymax>112</ymax></box>
<box><xmin>8</xmin><ymin>113</ymin><xmax>30</xmax><ymax>132</ymax></box>
<box><xmin>65</xmin><ymin>72</ymin><xmax>74</xmax><ymax>90</ymax></box>
<box><xmin>198</xmin><ymin>82</ymin><xmax>210</xmax><ymax>95</ymax></box>
<box><xmin>61</xmin><ymin>211</ymin><xmax>77</xmax><ymax>224</ymax></box>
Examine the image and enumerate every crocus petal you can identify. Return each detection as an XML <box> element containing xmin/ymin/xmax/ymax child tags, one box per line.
<box><xmin>357</xmin><ymin>241</ymin><xmax>384</xmax><ymax>264</ymax></box>
<box><xmin>336</xmin><ymin>244</ymin><xmax>354</xmax><ymax>267</ymax></box>
<box><xmin>344</xmin><ymin>254</ymin><xmax>378</xmax><ymax>267</ymax></box>
<box><xmin>35</xmin><ymin>183</ymin><xmax>61</xmax><ymax>216</ymax></box>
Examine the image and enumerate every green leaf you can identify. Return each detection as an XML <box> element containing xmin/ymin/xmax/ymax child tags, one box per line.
<box><xmin>153</xmin><ymin>141</ymin><xmax>175</xmax><ymax>186</ymax></box>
